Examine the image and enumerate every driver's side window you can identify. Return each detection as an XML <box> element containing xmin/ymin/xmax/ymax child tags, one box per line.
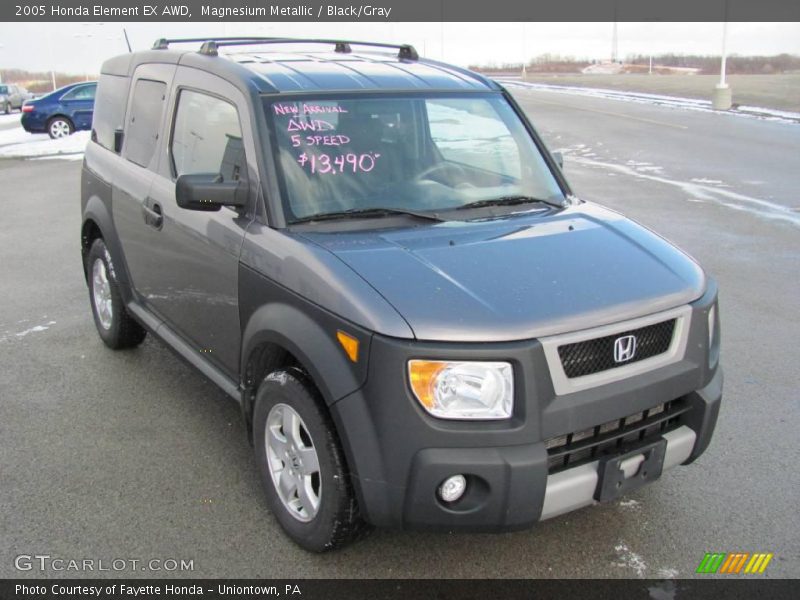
<box><xmin>170</xmin><ymin>89</ymin><xmax>245</xmax><ymax>181</ymax></box>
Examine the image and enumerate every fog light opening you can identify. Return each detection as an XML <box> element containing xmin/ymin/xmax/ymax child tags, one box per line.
<box><xmin>438</xmin><ymin>474</ymin><xmax>467</xmax><ymax>503</ymax></box>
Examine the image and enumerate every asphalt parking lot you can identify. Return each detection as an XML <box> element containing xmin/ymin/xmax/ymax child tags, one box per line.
<box><xmin>1</xmin><ymin>89</ymin><xmax>799</xmax><ymax>579</ymax></box>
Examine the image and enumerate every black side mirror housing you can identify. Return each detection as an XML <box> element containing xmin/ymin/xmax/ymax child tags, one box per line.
<box><xmin>552</xmin><ymin>151</ymin><xmax>564</xmax><ymax>170</ymax></box>
<box><xmin>176</xmin><ymin>173</ymin><xmax>247</xmax><ymax>212</ymax></box>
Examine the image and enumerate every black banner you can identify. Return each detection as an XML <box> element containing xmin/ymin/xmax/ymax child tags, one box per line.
<box><xmin>3</xmin><ymin>0</ymin><xmax>800</xmax><ymax>23</ymax></box>
<box><xmin>1</xmin><ymin>579</ymin><xmax>799</xmax><ymax>600</ymax></box>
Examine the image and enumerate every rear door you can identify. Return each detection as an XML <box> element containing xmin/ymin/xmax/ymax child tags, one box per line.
<box><xmin>142</xmin><ymin>67</ymin><xmax>257</xmax><ymax>378</ymax></box>
<box><xmin>60</xmin><ymin>83</ymin><xmax>97</xmax><ymax>129</ymax></box>
<box><xmin>111</xmin><ymin>63</ymin><xmax>175</xmax><ymax>311</ymax></box>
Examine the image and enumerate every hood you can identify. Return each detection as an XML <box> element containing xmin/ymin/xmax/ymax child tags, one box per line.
<box><xmin>300</xmin><ymin>203</ymin><xmax>706</xmax><ymax>342</ymax></box>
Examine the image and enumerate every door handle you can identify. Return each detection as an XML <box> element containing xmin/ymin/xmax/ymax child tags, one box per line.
<box><xmin>143</xmin><ymin>201</ymin><xmax>163</xmax><ymax>230</ymax></box>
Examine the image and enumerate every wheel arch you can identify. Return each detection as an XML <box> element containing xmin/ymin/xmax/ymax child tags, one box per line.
<box><xmin>47</xmin><ymin>113</ymin><xmax>74</xmax><ymax>127</ymax></box>
<box><xmin>240</xmin><ymin>301</ymin><xmax>371</xmax><ymax>443</ymax></box>
<box><xmin>81</xmin><ymin>192</ymin><xmax>133</xmax><ymax>302</ymax></box>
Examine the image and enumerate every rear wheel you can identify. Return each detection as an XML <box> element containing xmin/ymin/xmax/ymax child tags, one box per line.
<box><xmin>253</xmin><ymin>369</ymin><xmax>370</xmax><ymax>552</ymax></box>
<box><xmin>48</xmin><ymin>116</ymin><xmax>73</xmax><ymax>139</ymax></box>
<box><xmin>87</xmin><ymin>238</ymin><xmax>146</xmax><ymax>349</ymax></box>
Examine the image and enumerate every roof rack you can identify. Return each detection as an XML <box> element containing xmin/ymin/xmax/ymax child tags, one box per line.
<box><xmin>151</xmin><ymin>37</ymin><xmax>419</xmax><ymax>61</ymax></box>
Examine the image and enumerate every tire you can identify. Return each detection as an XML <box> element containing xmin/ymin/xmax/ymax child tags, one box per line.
<box><xmin>86</xmin><ymin>238</ymin><xmax>146</xmax><ymax>350</ymax></box>
<box><xmin>253</xmin><ymin>369</ymin><xmax>370</xmax><ymax>552</ymax></box>
<box><xmin>47</xmin><ymin>116</ymin><xmax>73</xmax><ymax>139</ymax></box>
<box><xmin>3</xmin><ymin>102</ymin><xmax>9</xmax><ymax>115</ymax></box>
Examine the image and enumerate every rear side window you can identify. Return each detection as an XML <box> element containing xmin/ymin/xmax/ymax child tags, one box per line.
<box><xmin>171</xmin><ymin>90</ymin><xmax>244</xmax><ymax>180</ymax></box>
<box><xmin>62</xmin><ymin>84</ymin><xmax>96</xmax><ymax>101</ymax></box>
<box><xmin>92</xmin><ymin>74</ymin><xmax>129</xmax><ymax>152</ymax></box>
<box><xmin>125</xmin><ymin>79</ymin><xmax>167</xmax><ymax>168</ymax></box>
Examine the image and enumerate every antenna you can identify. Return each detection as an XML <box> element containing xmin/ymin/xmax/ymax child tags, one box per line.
<box><xmin>123</xmin><ymin>28</ymin><xmax>132</xmax><ymax>53</ymax></box>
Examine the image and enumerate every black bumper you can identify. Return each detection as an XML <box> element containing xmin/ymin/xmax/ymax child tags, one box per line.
<box><xmin>329</xmin><ymin>287</ymin><xmax>722</xmax><ymax>531</ymax></box>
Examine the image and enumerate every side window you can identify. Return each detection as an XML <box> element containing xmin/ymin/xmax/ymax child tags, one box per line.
<box><xmin>124</xmin><ymin>79</ymin><xmax>167</xmax><ymax>168</ymax></box>
<box><xmin>426</xmin><ymin>98</ymin><xmax>521</xmax><ymax>179</ymax></box>
<box><xmin>62</xmin><ymin>85</ymin><xmax>97</xmax><ymax>101</ymax></box>
<box><xmin>171</xmin><ymin>90</ymin><xmax>245</xmax><ymax>181</ymax></box>
<box><xmin>92</xmin><ymin>74</ymin><xmax>129</xmax><ymax>152</ymax></box>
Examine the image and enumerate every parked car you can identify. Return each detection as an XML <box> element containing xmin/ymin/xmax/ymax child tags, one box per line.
<box><xmin>21</xmin><ymin>81</ymin><xmax>97</xmax><ymax>138</ymax></box>
<box><xmin>0</xmin><ymin>83</ymin><xmax>28</xmax><ymax>113</ymax></box>
<box><xmin>81</xmin><ymin>38</ymin><xmax>722</xmax><ymax>552</ymax></box>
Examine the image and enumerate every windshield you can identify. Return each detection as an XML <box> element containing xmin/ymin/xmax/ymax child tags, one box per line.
<box><xmin>0</xmin><ymin>86</ymin><xmax>7</xmax><ymax>95</ymax></box>
<box><xmin>265</xmin><ymin>93</ymin><xmax>565</xmax><ymax>223</ymax></box>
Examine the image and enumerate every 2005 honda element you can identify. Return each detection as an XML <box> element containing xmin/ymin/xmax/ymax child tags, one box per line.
<box><xmin>81</xmin><ymin>38</ymin><xmax>722</xmax><ymax>551</ymax></box>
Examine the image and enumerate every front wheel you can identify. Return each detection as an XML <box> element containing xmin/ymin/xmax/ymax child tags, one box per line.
<box><xmin>48</xmin><ymin>116</ymin><xmax>73</xmax><ymax>139</ymax></box>
<box><xmin>3</xmin><ymin>102</ymin><xmax>9</xmax><ymax>115</ymax></box>
<box><xmin>86</xmin><ymin>238</ymin><xmax>146</xmax><ymax>349</ymax></box>
<box><xmin>253</xmin><ymin>369</ymin><xmax>370</xmax><ymax>552</ymax></box>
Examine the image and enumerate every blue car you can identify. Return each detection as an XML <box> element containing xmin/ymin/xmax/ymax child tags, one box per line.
<box><xmin>21</xmin><ymin>81</ymin><xmax>97</xmax><ymax>139</ymax></box>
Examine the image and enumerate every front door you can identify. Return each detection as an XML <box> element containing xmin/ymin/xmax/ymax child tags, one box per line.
<box><xmin>143</xmin><ymin>68</ymin><xmax>257</xmax><ymax>378</ymax></box>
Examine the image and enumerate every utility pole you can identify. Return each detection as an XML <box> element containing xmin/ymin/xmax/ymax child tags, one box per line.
<box><xmin>712</xmin><ymin>2</ymin><xmax>732</xmax><ymax>109</ymax></box>
<box><xmin>611</xmin><ymin>21</ymin><xmax>618</xmax><ymax>63</ymax></box>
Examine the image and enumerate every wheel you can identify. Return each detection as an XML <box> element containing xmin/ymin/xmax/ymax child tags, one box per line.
<box><xmin>3</xmin><ymin>102</ymin><xmax>9</xmax><ymax>115</ymax></box>
<box><xmin>86</xmin><ymin>238</ymin><xmax>146</xmax><ymax>349</ymax></box>
<box><xmin>48</xmin><ymin>116</ymin><xmax>73</xmax><ymax>139</ymax></box>
<box><xmin>253</xmin><ymin>369</ymin><xmax>370</xmax><ymax>552</ymax></box>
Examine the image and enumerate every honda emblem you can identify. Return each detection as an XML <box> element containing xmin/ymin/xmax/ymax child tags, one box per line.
<box><xmin>614</xmin><ymin>335</ymin><xmax>637</xmax><ymax>363</ymax></box>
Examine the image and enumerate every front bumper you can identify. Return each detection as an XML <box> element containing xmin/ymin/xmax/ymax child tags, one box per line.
<box><xmin>330</xmin><ymin>286</ymin><xmax>721</xmax><ymax>531</ymax></box>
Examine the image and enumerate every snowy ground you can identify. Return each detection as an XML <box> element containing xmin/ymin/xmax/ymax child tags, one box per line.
<box><xmin>496</xmin><ymin>79</ymin><xmax>800</xmax><ymax>124</ymax></box>
<box><xmin>0</xmin><ymin>116</ymin><xmax>88</xmax><ymax>160</ymax></box>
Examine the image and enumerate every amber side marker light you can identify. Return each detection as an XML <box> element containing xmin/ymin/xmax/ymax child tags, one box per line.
<box><xmin>336</xmin><ymin>330</ymin><xmax>359</xmax><ymax>362</ymax></box>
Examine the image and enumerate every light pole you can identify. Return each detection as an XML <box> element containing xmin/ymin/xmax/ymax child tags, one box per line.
<box><xmin>712</xmin><ymin>5</ymin><xmax>732</xmax><ymax>109</ymax></box>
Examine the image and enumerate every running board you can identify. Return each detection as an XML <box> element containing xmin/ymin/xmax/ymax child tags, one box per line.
<box><xmin>127</xmin><ymin>302</ymin><xmax>242</xmax><ymax>403</ymax></box>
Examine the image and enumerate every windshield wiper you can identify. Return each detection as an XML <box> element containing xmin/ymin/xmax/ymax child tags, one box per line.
<box><xmin>454</xmin><ymin>195</ymin><xmax>565</xmax><ymax>211</ymax></box>
<box><xmin>291</xmin><ymin>206</ymin><xmax>446</xmax><ymax>224</ymax></box>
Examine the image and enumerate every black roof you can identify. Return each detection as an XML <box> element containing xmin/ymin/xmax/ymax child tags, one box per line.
<box><xmin>101</xmin><ymin>39</ymin><xmax>499</xmax><ymax>94</ymax></box>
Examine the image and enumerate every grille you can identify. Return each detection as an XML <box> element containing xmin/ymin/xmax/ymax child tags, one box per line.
<box><xmin>557</xmin><ymin>319</ymin><xmax>676</xmax><ymax>379</ymax></box>
<box><xmin>544</xmin><ymin>398</ymin><xmax>689</xmax><ymax>473</ymax></box>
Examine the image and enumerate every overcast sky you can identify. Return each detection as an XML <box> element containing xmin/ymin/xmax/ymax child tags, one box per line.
<box><xmin>1</xmin><ymin>22</ymin><xmax>799</xmax><ymax>74</ymax></box>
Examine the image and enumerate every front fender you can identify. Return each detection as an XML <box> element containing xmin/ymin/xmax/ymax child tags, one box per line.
<box><xmin>239</xmin><ymin>264</ymin><xmax>371</xmax><ymax>406</ymax></box>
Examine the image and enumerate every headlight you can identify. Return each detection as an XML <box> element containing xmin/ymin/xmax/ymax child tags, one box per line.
<box><xmin>408</xmin><ymin>360</ymin><xmax>513</xmax><ymax>420</ymax></box>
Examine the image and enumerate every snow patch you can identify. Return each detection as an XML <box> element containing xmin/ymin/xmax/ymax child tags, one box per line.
<box><xmin>657</xmin><ymin>568</ymin><xmax>679</xmax><ymax>579</ymax></box>
<box><xmin>498</xmin><ymin>79</ymin><xmax>800</xmax><ymax>125</ymax></box>
<box><xmin>614</xmin><ymin>541</ymin><xmax>648</xmax><ymax>578</ymax></box>
<box><xmin>0</xmin><ymin>130</ymin><xmax>89</xmax><ymax>159</ymax></box>
<box><xmin>618</xmin><ymin>499</ymin><xmax>641</xmax><ymax>509</ymax></box>
<box><xmin>16</xmin><ymin>320</ymin><xmax>56</xmax><ymax>337</ymax></box>
<box><xmin>570</xmin><ymin>155</ymin><xmax>800</xmax><ymax>227</ymax></box>
<box><xmin>266</xmin><ymin>371</ymin><xmax>289</xmax><ymax>386</ymax></box>
<box><xmin>1</xmin><ymin>320</ymin><xmax>57</xmax><ymax>342</ymax></box>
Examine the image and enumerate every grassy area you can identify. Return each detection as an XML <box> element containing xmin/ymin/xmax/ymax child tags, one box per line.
<box><xmin>519</xmin><ymin>73</ymin><xmax>800</xmax><ymax>112</ymax></box>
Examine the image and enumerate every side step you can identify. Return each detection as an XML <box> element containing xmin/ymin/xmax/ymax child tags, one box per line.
<box><xmin>127</xmin><ymin>302</ymin><xmax>241</xmax><ymax>402</ymax></box>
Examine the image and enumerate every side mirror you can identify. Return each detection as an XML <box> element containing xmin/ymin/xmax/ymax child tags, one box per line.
<box><xmin>552</xmin><ymin>151</ymin><xmax>564</xmax><ymax>170</ymax></box>
<box><xmin>176</xmin><ymin>173</ymin><xmax>247</xmax><ymax>212</ymax></box>
<box><xmin>114</xmin><ymin>129</ymin><xmax>124</xmax><ymax>154</ymax></box>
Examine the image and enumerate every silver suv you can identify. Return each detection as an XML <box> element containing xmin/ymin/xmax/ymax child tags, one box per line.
<box><xmin>81</xmin><ymin>37</ymin><xmax>722</xmax><ymax>552</ymax></box>
<box><xmin>0</xmin><ymin>83</ymin><xmax>29</xmax><ymax>113</ymax></box>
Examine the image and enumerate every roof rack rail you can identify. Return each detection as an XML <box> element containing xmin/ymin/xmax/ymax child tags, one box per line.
<box><xmin>152</xmin><ymin>37</ymin><xmax>419</xmax><ymax>61</ymax></box>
